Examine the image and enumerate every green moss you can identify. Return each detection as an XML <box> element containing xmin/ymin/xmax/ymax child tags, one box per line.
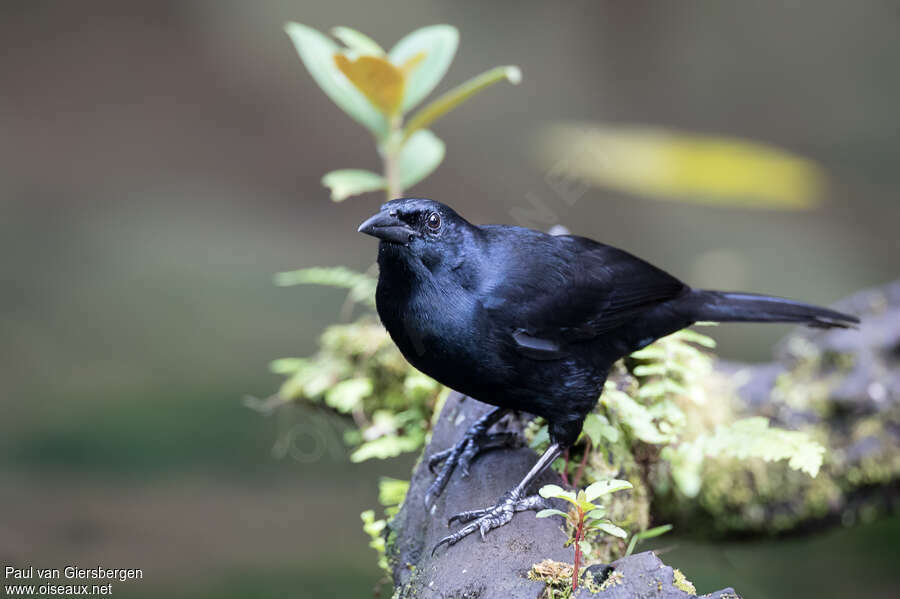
<box><xmin>527</xmin><ymin>560</ymin><xmax>624</xmax><ymax>597</ymax></box>
<box><xmin>581</xmin><ymin>570</ymin><xmax>603</xmax><ymax>594</ymax></box>
<box><xmin>694</xmin><ymin>456</ymin><xmax>843</xmax><ymax>534</ymax></box>
<box><xmin>528</xmin><ymin>560</ymin><xmax>575</xmax><ymax>599</ymax></box>
<box><xmin>672</xmin><ymin>568</ymin><xmax>696</xmax><ymax>595</ymax></box>
<box><xmin>599</xmin><ymin>570</ymin><xmax>624</xmax><ymax>591</ymax></box>
<box><xmin>840</xmin><ymin>411</ymin><xmax>900</xmax><ymax>489</ymax></box>
<box><xmin>672</xmin><ymin>399</ymin><xmax>900</xmax><ymax>534</ymax></box>
<box><xmin>384</xmin><ymin>526</ymin><xmax>399</xmax><ymax>566</ymax></box>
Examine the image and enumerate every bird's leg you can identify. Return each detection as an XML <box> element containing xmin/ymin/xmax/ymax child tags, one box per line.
<box><xmin>433</xmin><ymin>443</ymin><xmax>563</xmax><ymax>554</ymax></box>
<box><xmin>425</xmin><ymin>407</ymin><xmax>519</xmax><ymax>508</ymax></box>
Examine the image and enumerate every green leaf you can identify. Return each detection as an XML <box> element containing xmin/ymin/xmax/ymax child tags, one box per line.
<box><xmin>538</xmin><ymin>484</ymin><xmax>577</xmax><ymax>505</ymax></box>
<box><xmin>674</xmin><ymin>328</ymin><xmax>718</xmax><ymax>348</ymax></box>
<box><xmin>378</xmin><ymin>477</ymin><xmax>410</xmax><ymax>508</ymax></box>
<box><xmin>625</xmin><ymin>536</ymin><xmax>638</xmax><ymax>557</ymax></box>
<box><xmin>632</xmin><ymin>363</ymin><xmax>668</xmax><ymax>377</ymax></box>
<box><xmin>279</xmin><ymin>355</ymin><xmax>344</xmax><ymax>399</ymax></box>
<box><xmin>629</xmin><ymin>346</ymin><xmax>666</xmax><ymax>360</ymax></box>
<box><xmin>584</xmin><ymin>507</ymin><xmax>607</xmax><ymax>519</ymax></box>
<box><xmin>661</xmin><ymin>443</ymin><xmax>705</xmax><ymax>497</ymax></box>
<box><xmin>626</xmin><ymin>524</ymin><xmax>672</xmax><ymax>556</ymax></box>
<box><xmin>635</xmin><ymin>523</ymin><xmax>673</xmax><ymax>541</ymax></box>
<box><xmin>350</xmin><ymin>433</ymin><xmax>423</xmax><ymax>462</ymax></box>
<box><xmin>584</xmin><ymin>479</ymin><xmax>632</xmax><ymax>502</ymax></box>
<box><xmin>360</xmin><ymin>510</ymin><xmax>385</xmax><ymax>534</ymax></box>
<box><xmin>595</xmin><ymin>522</ymin><xmax>628</xmax><ymax>539</ymax></box>
<box><xmin>538</xmin><ymin>484</ymin><xmax>567</xmax><ymax>498</ymax></box>
<box><xmin>403</xmin><ymin>371</ymin><xmax>440</xmax><ymax>397</ymax></box>
<box><xmin>269</xmin><ymin>357</ymin><xmax>306</xmax><ymax>375</ymax></box>
<box><xmin>325</xmin><ymin>377</ymin><xmax>373</xmax><ymax>412</ymax></box>
<box><xmin>704</xmin><ymin>417</ymin><xmax>826</xmax><ymax>476</ymax></box>
<box><xmin>582</xmin><ymin>413</ymin><xmax>619</xmax><ymax>445</ymax></box>
<box><xmin>529</xmin><ymin>423</ymin><xmax>550</xmax><ymax>449</ymax></box>
<box><xmin>535</xmin><ymin>508</ymin><xmax>569</xmax><ymax>519</ymax></box>
<box><xmin>603</xmin><ymin>387</ymin><xmax>672</xmax><ymax>444</ymax></box>
<box><xmin>403</xmin><ymin>65</ymin><xmax>522</xmax><ymax>140</ymax></box>
<box><xmin>331</xmin><ymin>26</ymin><xmax>384</xmax><ymax>56</ymax></box>
<box><xmin>389</xmin><ymin>25</ymin><xmax>458</xmax><ymax>112</ymax></box>
<box><xmin>284</xmin><ymin>22</ymin><xmax>388</xmax><ymax>138</ymax></box>
<box><xmin>664</xmin><ymin>417</ymin><xmax>826</xmax><ymax>497</ymax></box>
<box><xmin>360</xmin><ymin>510</ymin><xmax>387</xmax><ymax>559</ymax></box>
<box><xmin>322</xmin><ymin>169</ymin><xmax>386</xmax><ymax>202</ymax></box>
<box><xmin>638</xmin><ymin>379</ymin><xmax>688</xmax><ymax>399</ymax></box>
<box><xmin>398</xmin><ymin>129</ymin><xmax>445</xmax><ymax>189</ymax></box>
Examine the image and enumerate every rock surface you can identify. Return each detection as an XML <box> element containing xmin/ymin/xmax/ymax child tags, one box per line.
<box><xmin>577</xmin><ymin>552</ymin><xmax>739</xmax><ymax>599</ymax></box>
<box><xmin>388</xmin><ymin>393</ymin><xmax>742</xmax><ymax>598</ymax></box>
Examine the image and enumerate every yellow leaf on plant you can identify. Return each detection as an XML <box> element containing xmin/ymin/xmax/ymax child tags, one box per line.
<box><xmin>334</xmin><ymin>53</ymin><xmax>405</xmax><ymax>116</ymax></box>
<box><xmin>536</xmin><ymin>124</ymin><xmax>826</xmax><ymax>210</ymax></box>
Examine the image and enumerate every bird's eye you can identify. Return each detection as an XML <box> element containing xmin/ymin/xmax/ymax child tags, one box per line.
<box><xmin>426</xmin><ymin>211</ymin><xmax>441</xmax><ymax>231</ymax></box>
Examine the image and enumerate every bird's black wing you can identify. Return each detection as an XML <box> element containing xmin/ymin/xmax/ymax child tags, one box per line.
<box><xmin>480</xmin><ymin>230</ymin><xmax>687</xmax><ymax>358</ymax></box>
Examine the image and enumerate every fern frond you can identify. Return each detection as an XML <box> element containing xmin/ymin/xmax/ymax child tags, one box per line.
<box><xmin>702</xmin><ymin>417</ymin><xmax>825</xmax><ymax>476</ymax></box>
<box><xmin>665</xmin><ymin>417</ymin><xmax>826</xmax><ymax>497</ymax></box>
<box><xmin>275</xmin><ymin>266</ymin><xmax>377</xmax><ymax>308</ymax></box>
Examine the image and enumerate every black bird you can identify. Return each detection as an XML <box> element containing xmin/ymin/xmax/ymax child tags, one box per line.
<box><xmin>358</xmin><ymin>198</ymin><xmax>858</xmax><ymax>551</ymax></box>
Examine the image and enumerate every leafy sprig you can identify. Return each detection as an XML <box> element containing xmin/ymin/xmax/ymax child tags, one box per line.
<box><xmin>537</xmin><ymin>480</ymin><xmax>632</xmax><ymax>592</ymax></box>
<box><xmin>285</xmin><ymin>23</ymin><xmax>520</xmax><ymax>201</ymax></box>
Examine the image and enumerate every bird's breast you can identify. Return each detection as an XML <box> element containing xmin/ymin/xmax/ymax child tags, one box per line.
<box><xmin>376</xmin><ymin>277</ymin><xmax>511</xmax><ymax>393</ymax></box>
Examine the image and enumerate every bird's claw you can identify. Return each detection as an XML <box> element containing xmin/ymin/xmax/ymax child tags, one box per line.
<box><xmin>447</xmin><ymin>507</ymin><xmax>489</xmax><ymax>526</ymax></box>
<box><xmin>426</xmin><ymin>446</ymin><xmax>455</xmax><ymax>474</ymax></box>
<box><xmin>432</xmin><ymin>493</ymin><xmax>547</xmax><ymax>555</ymax></box>
<box><xmin>424</xmin><ymin>430</ymin><xmax>520</xmax><ymax>509</ymax></box>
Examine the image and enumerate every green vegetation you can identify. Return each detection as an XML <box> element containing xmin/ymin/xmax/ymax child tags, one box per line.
<box><xmin>672</xmin><ymin>568</ymin><xmax>697</xmax><ymax>595</ymax></box>
<box><xmin>527</xmin><ymin>560</ymin><xmax>576</xmax><ymax>599</ymax></box>
<box><xmin>537</xmin><ymin>480</ymin><xmax>632</xmax><ymax>591</ymax></box>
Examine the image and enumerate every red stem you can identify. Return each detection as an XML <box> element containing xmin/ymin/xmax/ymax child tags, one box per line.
<box><xmin>561</xmin><ymin>449</ymin><xmax>571</xmax><ymax>486</ymax></box>
<box><xmin>573</xmin><ymin>508</ymin><xmax>583</xmax><ymax>592</ymax></box>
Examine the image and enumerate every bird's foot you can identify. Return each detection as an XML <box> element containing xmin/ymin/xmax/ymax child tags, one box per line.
<box><xmin>432</xmin><ymin>492</ymin><xmax>547</xmax><ymax>554</ymax></box>
<box><xmin>424</xmin><ymin>430</ymin><xmax>520</xmax><ymax>509</ymax></box>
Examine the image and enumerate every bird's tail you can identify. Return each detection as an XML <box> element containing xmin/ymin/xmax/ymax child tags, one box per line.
<box><xmin>684</xmin><ymin>289</ymin><xmax>859</xmax><ymax>329</ymax></box>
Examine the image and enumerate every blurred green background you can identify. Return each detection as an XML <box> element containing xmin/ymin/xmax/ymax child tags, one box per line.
<box><xmin>1</xmin><ymin>1</ymin><xmax>898</xmax><ymax>597</ymax></box>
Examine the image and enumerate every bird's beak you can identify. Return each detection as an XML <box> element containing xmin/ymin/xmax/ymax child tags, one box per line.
<box><xmin>357</xmin><ymin>211</ymin><xmax>417</xmax><ymax>244</ymax></box>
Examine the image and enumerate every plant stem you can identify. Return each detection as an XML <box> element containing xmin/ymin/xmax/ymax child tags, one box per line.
<box><xmin>573</xmin><ymin>509</ymin><xmax>583</xmax><ymax>592</ymax></box>
<box><xmin>383</xmin><ymin>116</ymin><xmax>404</xmax><ymax>200</ymax></box>
<box><xmin>403</xmin><ymin>65</ymin><xmax>521</xmax><ymax>141</ymax></box>
<box><xmin>384</xmin><ymin>151</ymin><xmax>401</xmax><ymax>199</ymax></box>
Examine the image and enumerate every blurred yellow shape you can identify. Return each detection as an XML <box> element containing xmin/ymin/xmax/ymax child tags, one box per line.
<box><xmin>334</xmin><ymin>54</ymin><xmax>405</xmax><ymax>116</ymax></box>
<box><xmin>537</xmin><ymin>124</ymin><xmax>826</xmax><ymax>210</ymax></box>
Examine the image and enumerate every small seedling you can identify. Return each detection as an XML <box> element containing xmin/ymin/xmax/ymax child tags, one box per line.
<box><xmin>537</xmin><ymin>479</ymin><xmax>632</xmax><ymax>592</ymax></box>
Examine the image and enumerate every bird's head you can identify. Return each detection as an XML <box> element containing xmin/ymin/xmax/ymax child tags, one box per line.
<box><xmin>358</xmin><ymin>198</ymin><xmax>476</xmax><ymax>273</ymax></box>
